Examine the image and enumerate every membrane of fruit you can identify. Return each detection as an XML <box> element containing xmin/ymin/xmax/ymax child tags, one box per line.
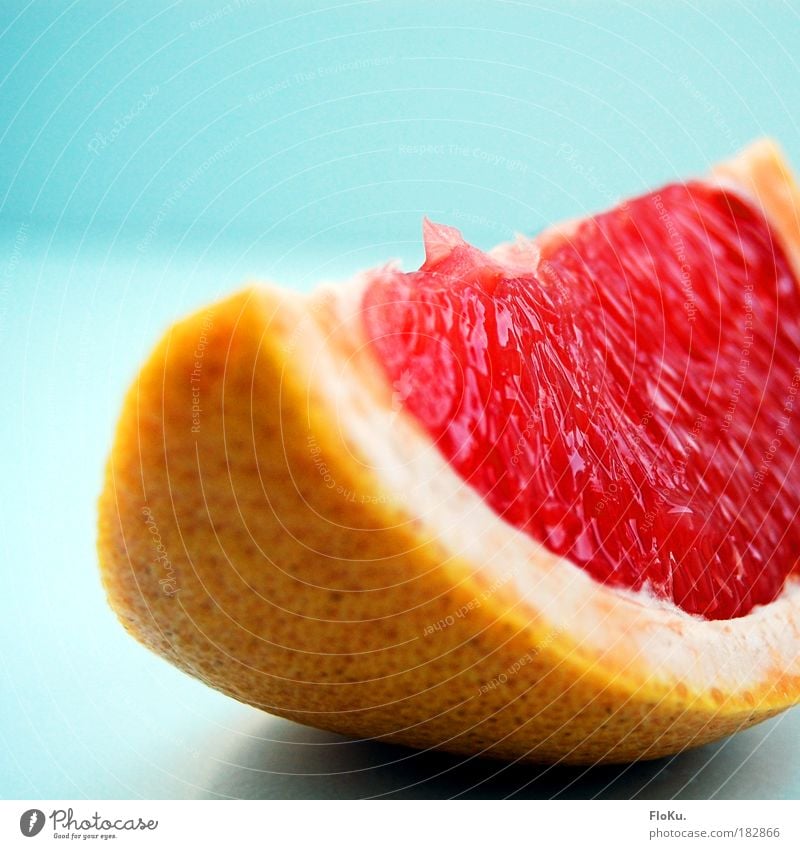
<box><xmin>363</xmin><ymin>184</ymin><xmax>800</xmax><ymax>620</ymax></box>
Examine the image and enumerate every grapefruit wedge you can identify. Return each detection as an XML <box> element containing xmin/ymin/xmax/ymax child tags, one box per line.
<box><xmin>99</xmin><ymin>139</ymin><xmax>800</xmax><ymax>764</ymax></box>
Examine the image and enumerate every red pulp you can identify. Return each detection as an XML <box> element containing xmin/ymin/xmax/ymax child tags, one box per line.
<box><xmin>362</xmin><ymin>182</ymin><xmax>800</xmax><ymax>619</ymax></box>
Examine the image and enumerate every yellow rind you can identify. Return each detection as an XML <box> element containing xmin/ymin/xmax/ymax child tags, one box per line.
<box><xmin>98</xmin><ymin>141</ymin><xmax>800</xmax><ymax>765</ymax></box>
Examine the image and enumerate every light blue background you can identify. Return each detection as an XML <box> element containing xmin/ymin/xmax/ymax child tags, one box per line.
<box><xmin>2</xmin><ymin>0</ymin><xmax>800</xmax><ymax>799</ymax></box>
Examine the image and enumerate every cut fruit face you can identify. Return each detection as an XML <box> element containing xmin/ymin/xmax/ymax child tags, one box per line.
<box><xmin>363</xmin><ymin>182</ymin><xmax>800</xmax><ymax>620</ymax></box>
<box><xmin>97</xmin><ymin>139</ymin><xmax>800</xmax><ymax>765</ymax></box>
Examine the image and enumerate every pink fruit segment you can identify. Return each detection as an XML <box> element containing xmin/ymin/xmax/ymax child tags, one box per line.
<box><xmin>362</xmin><ymin>183</ymin><xmax>800</xmax><ymax>620</ymax></box>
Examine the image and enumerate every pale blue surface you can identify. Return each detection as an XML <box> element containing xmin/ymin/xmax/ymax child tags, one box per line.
<box><xmin>2</xmin><ymin>0</ymin><xmax>800</xmax><ymax>799</ymax></box>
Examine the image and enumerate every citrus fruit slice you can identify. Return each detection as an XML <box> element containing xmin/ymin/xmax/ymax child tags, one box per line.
<box><xmin>98</xmin><ymin>139</ymin><xmax>800</xmax><ymax>764</ymax></box>
<box><xmin>363</xmin><ymin>188</ymin><xmax>800</xmax><ymax>621</ymax></box>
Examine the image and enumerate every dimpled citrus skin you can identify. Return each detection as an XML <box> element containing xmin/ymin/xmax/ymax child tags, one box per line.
<box><xmin>98</xmin><ymin>141</ymin><xmax>800</xmax><ymax>765</ymax></box>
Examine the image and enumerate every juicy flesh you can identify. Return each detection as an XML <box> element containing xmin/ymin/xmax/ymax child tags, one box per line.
<box><xmin>362</xmin><ymin>182</ymin><xmax>800</xmax><ymax>619</ymax></box>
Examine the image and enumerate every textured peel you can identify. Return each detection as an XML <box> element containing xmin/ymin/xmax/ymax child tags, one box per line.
<box><xmin>98</xmin><ymin>140</ymin><xmax>800</xmax><ymax>764</ymax></box>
